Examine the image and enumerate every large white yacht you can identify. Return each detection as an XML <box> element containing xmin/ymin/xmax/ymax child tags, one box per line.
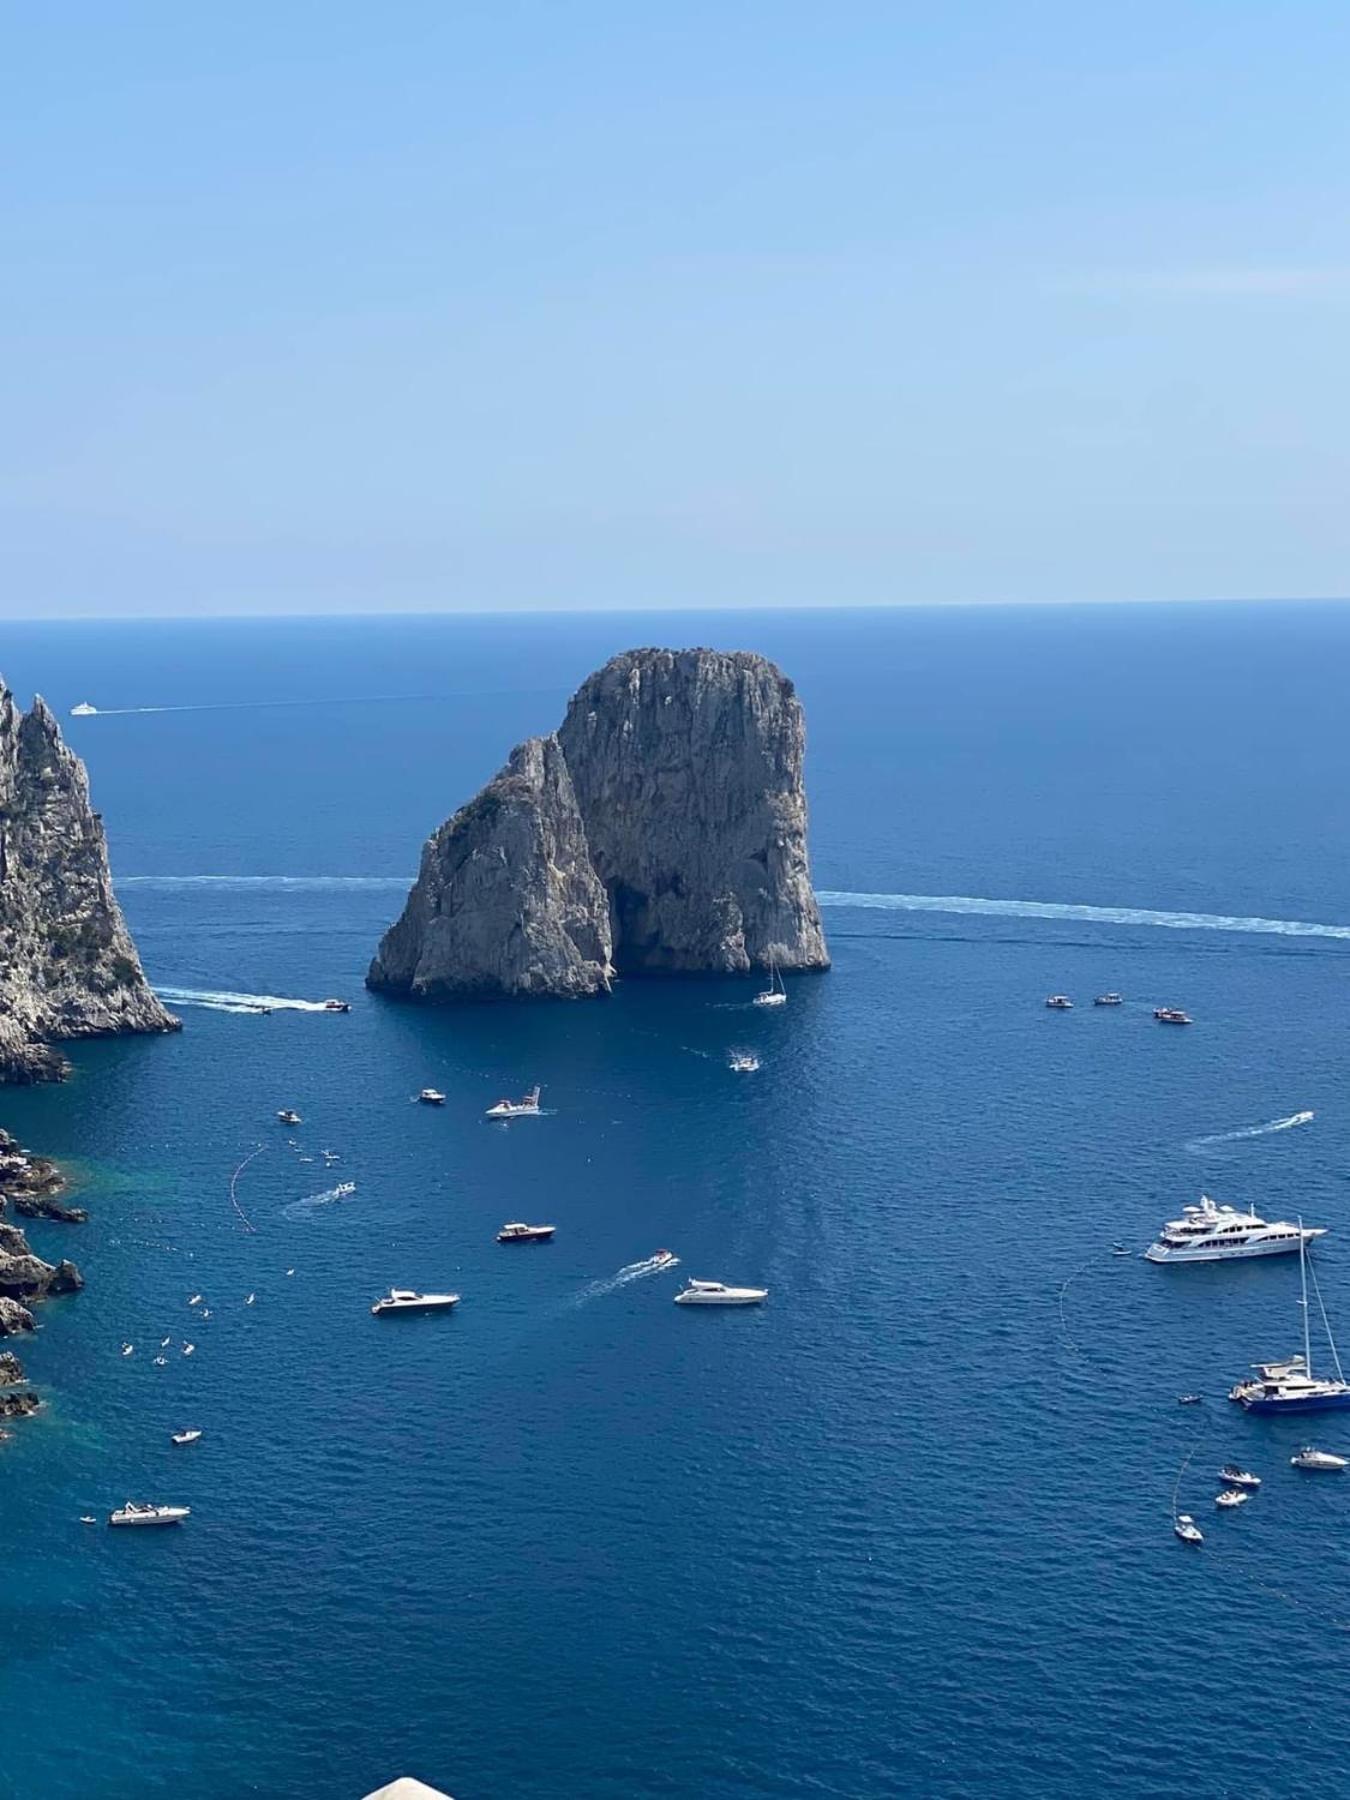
<box><xmin>674</xmin><ymin>1279</ymin><xmax>768</xmax><ymax>1307</ymax></box>
<box><xmin>1144</xmin><ymin>1195</ymin><xmax>1324</xmax><ymax>1264</ymax></box>
<box><xmin>370</xmin><ymin>1288</ymin><xmax>460</xmax><ymax>1316</ymax></box>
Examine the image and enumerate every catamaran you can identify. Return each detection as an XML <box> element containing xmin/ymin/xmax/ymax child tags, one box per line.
<box><xmin>1230</xmin><ymin>1225</ymin><xmax>1350</xmax><ymax>1414</ymax></box>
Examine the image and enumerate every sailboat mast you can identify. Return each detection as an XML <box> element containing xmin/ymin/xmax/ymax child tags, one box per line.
<box><xmin>1299</xmin><ymin>1219</ymin><xmax>1313</xmax><ymax>1378</ymax></box>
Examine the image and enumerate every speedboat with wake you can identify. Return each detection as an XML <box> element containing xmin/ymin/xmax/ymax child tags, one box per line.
<box><xmin>322</xmin><ymin>998</ymin><xmax>351</xmax><ymax>1012</ymax></box>
<box><xmin>109</xmin><ymin>1502</ymin><xmax>190</xmax><ymax>1528</ymax></box>
<box><xmin>497</xmin><ymin>1222</ymin><xmax>556</xmax><ymax>1243</ymax></box>
<box><xmin>371</xmin><ymin>1288</ymin><xmax>460</xmax><ymax>1316</ymax></box>
<box><xmin>651</xmin><ymin>1250</ymin><xmax>678</xmax><ymax>1271</ymax></box>
<box><xmin>729</xmin><ymin>1053</ymin><xmax>760</xmax><ymax>1073</ymax></box>
<box><xmin>1145</xmin><ymin>1195</ymin><xmax>1324</xmax><ymax>1265</ymax></box>
<box><xmin>1230</xmin><ymin>1228</ymin><xmax>1350</xmax><ymax>1414</ymax></box>
<box><xmin>485</xmin><ymin>1086</ymin><xmax>541</xmax><ymax>1120</ymax></box>
<box><xmin>674</xmin><ymin>1279</ymin><xmax>768</xmax><ymax>1307</ymax></box>
<box><xmin>1291</xmin><ymin>1446</ymin><xmax>1347</xmax><ymax>1471</ymax></box>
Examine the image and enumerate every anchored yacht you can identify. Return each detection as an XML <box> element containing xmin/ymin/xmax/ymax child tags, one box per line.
<box><xmin>1230</xmin><ymin>1228</ymin><xmax>1350</xmax><ymax>1414</ymax></box>
<box><xmin>1291</xmin><ymin>1447</ymin><xmax>1347</xmax><ymax>1471</ymax></box>
<box><xmin>674</xmin><ymin>1279</ymin><xmax>768</xmax><ymax>1307</ymax></box>
<box><xmin>753</xmin><ymin>957</ymin><xmax>787</xmax><ymax>1008</ymax></box>
<box><xmin>1145</xmin><ymin>1195</ymin><xmax>1324</xmax><ymax>1264</ymax></box>
<box><xmin>496</xmin><ymin>1222</ymin><xmax>556</xmax><ymax>1243</ymax></box>
<box><xmin>485</xmin><ymin>1086</ymin><xmax>541</xmax><ymax>1120</ymax></box>
<box><xmin>371</xmin><ymin>1288</ymin><xmax>460</xmax><ymax>1316</ymax></box>
<box><xmin>171</xmin><ymin>1429</ymin><xmax>202</xmax><ymax>1446</ymax></box>
<box><xmin>109</xmin><ymin>1502</ymin><xmax>190</xmax><ymax>1527</ymax></box>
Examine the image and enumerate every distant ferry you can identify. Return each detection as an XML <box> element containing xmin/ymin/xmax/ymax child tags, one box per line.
<box><xmin>371</xmin><ymin>1288</ymin><xmax>460</xmax><ymax>1316</ymax></box>
<box><xmin>485</xmin><ymin>1086</ymin><xmax>541</xmax><ymax>1120</ymax></box>
<box><xmin>70</xmin><ymin>701</ymin><xmax>98</xmax><ymax>717</ymax></box>
<box><xmin>1145</xmin><ymin>1195</ymin><xmax>1324</xmax><ymax>1264</ymax></box>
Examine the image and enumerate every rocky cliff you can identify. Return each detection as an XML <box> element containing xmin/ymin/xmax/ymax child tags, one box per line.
<box><xmin>0</xmin><ymin>683</ymin><xmax>177</xmax><ymax>1081</ymax></box>
<box><xmin>369</xmin><ymin>648</ymin><xmax>828</xmax><ymax>1000</ymax></box>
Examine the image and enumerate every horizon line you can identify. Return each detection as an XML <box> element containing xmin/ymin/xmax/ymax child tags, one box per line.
<box><xmin>4</xmin><ymin>594</ymin><xmax>1350</xmax><ymax>625</ymax></box>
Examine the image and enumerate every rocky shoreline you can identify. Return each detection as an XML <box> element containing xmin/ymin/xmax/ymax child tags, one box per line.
<box><xmin>0</xmin><ymin>1128</ymin><xmax>84</xmax><ymax>1441</ymax></box>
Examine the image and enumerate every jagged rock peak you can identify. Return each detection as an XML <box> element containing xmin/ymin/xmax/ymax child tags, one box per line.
<box><xmin>559</xmin><ymin>648</ymin><xmax>828</xmax><ymax>974</ymax></box>
<box><xmin>369</xmin><ymin>647</ymin><xmax>827</xmax><ymax>1002</ymax></box>
<box><xmin>0</xmin><ymin>678</ymin><xmax>178</xmax><ymax>1083</ymax></box>
<box><xmin>368</xmin><ymin>734</ymin><xmax>613</xmax><ymax>1001</ymax></box>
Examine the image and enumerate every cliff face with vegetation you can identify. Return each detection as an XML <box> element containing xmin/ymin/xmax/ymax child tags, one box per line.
<box><xmin>0</xmin><ymin>683</ymin><xmax>177</xmax><ymax>1082</ymax></box>
<box><xmin>369</xmin><ymin>648</ymin><xmax>828</xmax><ymax>1000</ymax></box>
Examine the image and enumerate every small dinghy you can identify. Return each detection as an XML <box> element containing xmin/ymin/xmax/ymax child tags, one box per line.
<box><xmin>1173</xmin><ymin>1513</ymin><xmax>1204</xmax><ymax>1544</ymax></box>
<box><xmin>1215</xmin><ymin>1489</ymin><xmax>1250</xmax><ymax>1509</ymax></box>
<box><xmin>120</xmin><ymin>1343</ymin><xmax>134</xmax><ymax>1357</ymax></box>
<box><xmin>182</xmin><ymin>1342</ymin><xmax>196</xmax><ymax>1356</ymax></box>
<box><xmin>171</xmin><ymin>1429</ymin><xmax>202</xmax><ymax>1446</ymax></box>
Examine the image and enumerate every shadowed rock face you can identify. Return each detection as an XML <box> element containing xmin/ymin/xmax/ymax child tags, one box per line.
<box><xmin>368</xmin><ymin>735</ymin><xmax>613</xmax><ymax>1000</ymax></box>
<box><xmin>369</xmin><ymin>648</ymin><xmax>828</xmax><ymax>1001</ymax></box>
<box><xmin>0</xmin><ymin>683</ymin><xmax>178</xmax><ymax>1081</ymax></box>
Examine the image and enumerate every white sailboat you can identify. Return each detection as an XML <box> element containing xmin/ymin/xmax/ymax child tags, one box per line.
<box><xmin>753</xmin><ymin>955</ymin><xmax>787</xmax><ymax>1008</ymax></box>
<box><xmin>1230</xmin><ymin>1223</ymin><xmax>1350</xmax><ymax>1414</ymax></box>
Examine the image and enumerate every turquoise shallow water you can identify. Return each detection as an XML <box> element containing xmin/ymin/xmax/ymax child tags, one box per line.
<box><xmin>3</xmin><ymin>605</ymin><xmax>1350</xmax><ymax>1798</ymax></box>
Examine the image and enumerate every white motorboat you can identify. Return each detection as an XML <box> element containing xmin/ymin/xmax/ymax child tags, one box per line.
<box><xmin>70</xmin><ymin>702</ymin><xmax>98</xmax><ymax>717</ymax></box>
<box><xmin>485</xmin><ymin>1086</ymin><xmax>541</xmax><ymax>1120</ymax></box>
<box><xmin>1173</xmin><ymin>1513</ymin><xmax>1203</xmax><ymax>1544</ymax></box>
<box><xmin>1218</xmin><ymin>1465</ymin><xmax>1261</xmax><ymax>1490</ymax></box>
<box><xmin>1214</xmin><ymin>1489</ymin><xmax>1250</xmax><ymax>1509</ymax></box>
<box><xmin>753</xmin><ymin>956</ymin><xmax>787</xmax><ymax>1008</ymax></box>
<box><xmin>729</xmin><ymin>1053</ymin><xmax>760</xmax><ymax>1073</ymax></box>
<box><xmin>1154</xmin><ymin>1007</ymin><xmax>1193</xmax><ymax>1025</ymax></box>
<box><xmin>1044</xmin><ymin>994</ymin><xmax>1073</xmax><ymax>1010</ymax></box>
<box><xmin>497</xmin><ymin>1222</ymin><xmax>556</xmax><ymax>1243</ymax></box>
<box><xmin>322</xmin><ymin>998</ymin><xmax>351</xmax><ymax>1012</ymax></box>
<box><xmin>120</xmin><ymin>1343</ymin><xmax>134</xmax><ymax>1356</ymax></box>
<box><xmin>650</xmin><ymin>1249</ymin><xmax>678</xmax><ymax>1271</ymax></box>
<box><xmin>182</xmin><ymin>1342</ymin><xmax>195</xmax><ymax>1356</ymax></box>
<box><xmin>171</xmin><ymin>1429</ymin><xmax>202</xmax><ymax>1446</ymax></box>
<box><xmin>417</xmin><ymin>1088</ymin><xmax>446</xmax><ymax>1106</ymax></box>
<box><xmin>109</xmin><ymin>1502</ymin><xmax>190</xmax><ymax>1527</ymax></box>
<box><xmin>1146</xmin><ymin>1195</ymin><xmax>1325</xmax><ymax>1265</ymax></box>
<box><xmin>371</xmin><ymin>1288</ymin><xmax>461</xmax><ymax>1316</ymax></box>
<box><xmin>1290</xmin><ymin>1446</ymin><xmax>1348</xmax><ymax>1471</ymax></box>
<box><xmin>674</xmin><ymin>1279</ymin><xmax>768</xmax><ymax>1307</ymax></box>
<box><xmin>276</xmin><ymin>1109</ymin><xmax>302</xmax><ymax>1126</ymax></box>
<box><xmin>1093</xmin><ymin>993</ymin><xmax>1123</xmax><ymax>1006</ymax></box>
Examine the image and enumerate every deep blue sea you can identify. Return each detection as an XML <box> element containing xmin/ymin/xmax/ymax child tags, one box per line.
<box><xmin>4</xmin><ymin>603</ymin><xmax>1350</xmax><ymax>1800</ymax></box>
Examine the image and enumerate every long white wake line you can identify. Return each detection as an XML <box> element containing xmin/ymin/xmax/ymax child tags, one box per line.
<box><xmin>1185</xmin><ymin>1110</ymin><xmax>1315</xmax><ymax>1152</ymax></box>
<box><xmin>118</xmin><ymin>875</ymin><xmax>1350</xmax><ymax>942</ymax></box>
<box><xmin>156</xmin><ymin>986</ymin><xmax>339</xmax><ymax>1014</ymax></box>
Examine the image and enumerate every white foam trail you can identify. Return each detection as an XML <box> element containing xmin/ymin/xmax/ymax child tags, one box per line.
<box><xmin>156</xmin><ymin>985</ymin><xmax>338</xmax><ymax>1014</ymax></box>
<box><xmin>282</xmin><ymin>1181</ymin><xmax>357</xmax><ymax>1220</ymax></box>
<box><xmin>1186</xmin><ymin>1110</ymin><xmax>1315</xmax><ymax>1152</ymax></box>
<box><xmin>568</xmin><ymin>1254</ymin><xmax>680</xmax><ymax>1308</ymax></box>
<box><xmin>117</xmin><ymin>878</ymin><xmax>1350</xmax><ymax>941</ymax></box>
<box><xmin>818</xmin><ymin>890</ymin><xmax>1350</xmax><ymax>940</ymax></box>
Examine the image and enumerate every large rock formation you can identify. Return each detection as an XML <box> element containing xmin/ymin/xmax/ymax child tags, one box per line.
<box><xmin>0</xmin><ymin>683</ymin><xmax>177</xmax><ymax>1081</ymax></box>
<box><xmin>369</xmin><ymin>648</ymin><xmax>828</xmax><ymax>1000</ymax></box>
<box><xmin>369</xmin><ymin>736</ymin><xmax>613</xmax><ymax>1000</ymax></box>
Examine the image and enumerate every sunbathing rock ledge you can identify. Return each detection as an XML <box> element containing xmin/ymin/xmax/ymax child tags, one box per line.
<box><xmin>369</xmin><ymin>648</ymin><xmax>828</xmax><ymax>1000</ymax></box>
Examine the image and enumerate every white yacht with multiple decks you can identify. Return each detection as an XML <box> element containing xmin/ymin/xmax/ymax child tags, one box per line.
<box><xmin>1145</xmin><ymin>1194</ymin><xmax>1323</xmax><ymax>1265</ymax></box>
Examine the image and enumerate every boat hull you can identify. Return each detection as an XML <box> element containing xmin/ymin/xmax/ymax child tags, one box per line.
<box><xmin>675</xmin><ymin>1292</ymin><xmax>767</xmax><ymax>1306</ymax></box>
<box><xmin>371</xmin><ymin>1299</ymin><xmax>460</xmax><ymax>1315</ymax></box>
<box><xmin>1240</xmin><ymin>1390</ymin><xmax>1350</xmax><ymax>1414</ymax></box>
<box><xmin>1145</xmin><ymin>1238</ymin><xmax>1316</xmax><ymax>1264</ymax></box>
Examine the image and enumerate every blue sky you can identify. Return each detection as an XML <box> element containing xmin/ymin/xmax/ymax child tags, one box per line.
<box><xmin>5</xmin><ymin>3</ymin><xmax>1349</xmax><ymax>617</ymax></box>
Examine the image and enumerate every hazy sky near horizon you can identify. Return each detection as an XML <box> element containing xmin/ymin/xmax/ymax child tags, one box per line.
<box><xmin>5</xmin><ymin>3</ymin><xmax>1350</xmax><ymax>620</ymax></box>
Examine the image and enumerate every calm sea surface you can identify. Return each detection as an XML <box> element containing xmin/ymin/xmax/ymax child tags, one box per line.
<box><xmin>3</xmin><ymin>604</ymin><xmax>1350</xmax><ymax>1799</ymax></box>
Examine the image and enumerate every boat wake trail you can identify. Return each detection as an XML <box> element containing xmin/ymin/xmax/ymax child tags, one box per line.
<box><xmin>283</xmin><ymin>1182</ymin><xmax>357</xmax><ymax>1220</ymax></box>
<box><xmin>156</xmin><ymin>986</ymin><xmax>339</xmax><ymax>1015</ymax></box>
<box><xmin>1185</xmin><ymin>1110</ymin><xmax>1315</xmax><ymax>1153</ymax></box>
<box><xmin>567</xmin><ymin>1254</ymin><xmax>681</xmax><ymax>1309</ymax></box>
<box><xmin>818</xmin><ymin>891</ymin><xmax>1350</xmax><ymax>941</ymax></box>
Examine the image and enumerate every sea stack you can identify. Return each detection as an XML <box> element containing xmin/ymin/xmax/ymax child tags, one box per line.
<box><xmin>369</xmin><ymin>648</ymin><xmax>828</xmax><ymax>1001</ymax></box>
<box><xmin>0</xmin><ymin>682</ymin><xmax>178</xmax><ymax>1082</ymax></box>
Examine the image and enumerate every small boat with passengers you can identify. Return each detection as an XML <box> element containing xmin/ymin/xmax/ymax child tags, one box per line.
<box><xmin>1215</xmin><ymin>1489</ymin><xmax>1250</xmax><ymax>1509</ymax></box>
<box><xmin>109</xmin><ymin>1502</ymin><xmax>190</xmax><ymax>1528</ymax></box>
<box><xmin>1218</xmin><ymin>1464</ymin><xmax>1261</xmax><ymax>1490</ymax></box>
